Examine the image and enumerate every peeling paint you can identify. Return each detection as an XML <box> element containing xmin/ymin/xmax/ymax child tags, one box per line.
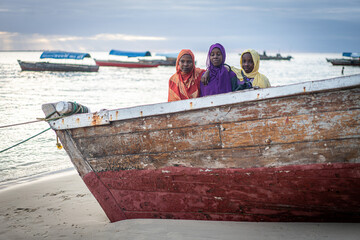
<box><xmin>91</xmin><ymin>114</ymin><xmax>102</xmax><ymax>126</ymax></box>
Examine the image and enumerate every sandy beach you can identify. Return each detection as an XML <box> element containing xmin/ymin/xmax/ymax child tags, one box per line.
<box><xmin>0</xmin><ymin>170</ymin><xmax>359</xmax><ymax>240</ymax></box>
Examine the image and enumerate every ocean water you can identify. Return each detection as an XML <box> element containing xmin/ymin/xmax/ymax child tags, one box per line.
<box><xmin>1</xmin><ymin>51</ymin><xmax>359</xmax><ymax>188</ymax></box>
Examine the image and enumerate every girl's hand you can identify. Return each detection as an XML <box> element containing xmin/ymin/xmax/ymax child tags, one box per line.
<box><xmin>201</xmin><ymin>70</ymin><xmax>210</xmax><ymax>85</ymax></box>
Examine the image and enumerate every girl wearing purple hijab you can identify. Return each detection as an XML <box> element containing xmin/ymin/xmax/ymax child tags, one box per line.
<box><xmin>200</xmin><ymin>43</ymin><xmax>238</xmax><ymax>97</ymax></box>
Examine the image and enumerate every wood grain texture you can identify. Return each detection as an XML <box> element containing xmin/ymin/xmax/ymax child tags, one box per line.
<box><xmin>70</xmin><ymin>88</ymin><xmax>360</xmax><ymax>138</ymax></box>
<box><xmin>63</xmin><ymin>87</ymin><xmax>360</xmax><ymax>172</ymax></box>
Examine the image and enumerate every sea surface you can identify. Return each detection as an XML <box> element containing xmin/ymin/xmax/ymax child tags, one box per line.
<box><xmin>1</xmin><ymin>51</ymin><xmax>359</xmax><ymax>189</ymax></box>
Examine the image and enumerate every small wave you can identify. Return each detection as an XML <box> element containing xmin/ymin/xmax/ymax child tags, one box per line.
<box><xmin>0</xmin><ymin>167</ymin><xmax>75</xmax><ymax>190</ymax></box>
<box><xmin>17</xmin><ymin>161</ymin><xmax>40</xmax><ymax>167</ymax></box>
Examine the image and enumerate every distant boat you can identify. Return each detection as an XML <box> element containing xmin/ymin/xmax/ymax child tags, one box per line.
<box><xmin>95</xmin><ymin>49</ymin><xmax>175</xmax><ymax>67</ymax></box>
<box><xmin>147</xmin><ymin>53</ymin><xmax>177</xmax><ymax>66</ymax></box>
<box><xmin>95</xmin><ymin>59</ymin><xmax>160</xmax><ymax>68</ymax></box>
<box><xmin>326</xmin><ymin>52</ymin><xmax>360</xmax><ymax>66</ymax></box>
<box><xmin>17</xmin><ymin>51</ymin><xmax>99</xmax><ymax>72</ymax></box>
<box><xmin>258</xmin><ymin>51</ymin><xmax>292</xmax><ymax>60</ymax></box>
<box><xmin>42</xmin><ymin>74</ymin><xmax>360</xmax><ymax>223</ymax></box>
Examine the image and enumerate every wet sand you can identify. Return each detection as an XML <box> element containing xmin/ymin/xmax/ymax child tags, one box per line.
<box><xmin>0</xmin><ymin>170</ymin><xmax>359</xmax><ymax>240</ymax></box>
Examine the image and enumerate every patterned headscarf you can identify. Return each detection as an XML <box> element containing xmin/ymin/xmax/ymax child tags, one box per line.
<box><xmin>168</xmin><ymin>49</ymin><xmax>205</xmax><ymax>101</ymax></box>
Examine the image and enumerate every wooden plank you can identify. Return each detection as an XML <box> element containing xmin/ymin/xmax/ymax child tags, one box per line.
<box><xmin>56</xmin><ymin>130</ymin><xmax>93</xmax><ymax>177</ymax></box>
<box><xmin>76</xmin><ymin>125</ymin><xmax>222</xmax><ymax>158</ymax></box>
<box><xmin>70</xmin><ymin>88</ymin><xmax>360</xmax><ymax>138</ymax></box>
<box><xmin>87</xmin><ymin>138</ymin><xmax>360</xmax><ymax>171</ymax></box>
<box><xmin>72</xmin><ymin>107</ymin><xmax>359</xmax><ymax>162</ymax></box>
<box><xmin>221</xmin><ymin>109</ymin><xmax>360</xmax><ymax>148</ymax></box>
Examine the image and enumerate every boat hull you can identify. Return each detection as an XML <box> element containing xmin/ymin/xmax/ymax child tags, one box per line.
<box><xmin>95</xmin><ymin>59</ymin><xmax>159</xmax><ymax>68</ymax></box>
<box><xmin>17</xmin><ymin>60</ymin><xmax>99</xmax><ymax>72</ymax></box>
<box><xmin>139</xmin><ymin>57</ymin><xmax>176</xmax><ymax>66</ymax></box>
<box><xmin>326</xmin><ymin>58</ymin><xmax>360</xmax><ymax>66</ymax></box>
<box><xmin>43</xmin><ymin>75</ymin><xmax>360</xmax><ymax>223</ymax></box>
<box><xmin>260</xmin><ymin>56</ymin><xmax>292</xmax><ymax>60</ymax></box>
<box><xmin>82</xmin><ymin>163</ymin><xmax>360</xmax><ymax>222</ymax></box>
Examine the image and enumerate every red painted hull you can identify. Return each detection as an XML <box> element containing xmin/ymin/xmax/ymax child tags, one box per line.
<box><xmin>82</xmin><ymin>163</ymin><xmax>360</xmax><ymax>223</ymax></box>
<box><xmin>95</xmin><ymin>60</ymin><xmax>159</xmax><ymax>68</ymax></box>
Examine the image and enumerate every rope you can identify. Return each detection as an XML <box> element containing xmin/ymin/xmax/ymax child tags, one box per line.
<box><xmin>0</xmin><ymin>110</ymin><xmax>58</xmax><ymax>129</ymax></box>
<box><xmin>0</xmin><ymin>127</ymin><xmax>51</xmax><ymax>153</ymax></box>
<box><xmin>0</xmin><ymin>102</ymin><xmax>89</xmax><ymax>153</ymax></box>
<box><xmin>0</xmin><ymin>119</ymin><xmax>44</xmax><ymax>129</ymax></box>
<box><xmin>0</xmin><ymin>102</ymin><xmax>88</xmax><ymax>129</ymax></box>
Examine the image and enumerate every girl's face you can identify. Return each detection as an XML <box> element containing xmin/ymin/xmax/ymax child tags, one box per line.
<box><xmin>179</xmin><ymin>54</ymin><xmax>193</xmax><ymax>74</ymax></box>
<box><xmin>242</xmin><ymin>52</ymin><xmax>254</xmax><ymax>73</ymax></box>
<box><xmin>210</xmin><ymin>48</ymin><xmax>223</xmax><ymax>67</ymax></box>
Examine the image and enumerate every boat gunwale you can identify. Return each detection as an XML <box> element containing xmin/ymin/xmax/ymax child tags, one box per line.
<box><xmin>47</xmin><ymin>74</ymin><xmax>360</xmax><ymax>130</ymax></box>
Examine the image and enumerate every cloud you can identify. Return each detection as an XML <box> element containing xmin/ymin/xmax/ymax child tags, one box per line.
<box><xmin>0</xmin><ymin>31</ymin><xmax>167</xmax><ymax>50</ymax></box>
<box><xmin>0</xmin><ymin>31</ymin><xmax>18</xmax><ymax>37</ymax></box>
<box><xmin>88</xmin><ymin>33</ymin><xmax>166</xmax><ymax>41</ymax></box>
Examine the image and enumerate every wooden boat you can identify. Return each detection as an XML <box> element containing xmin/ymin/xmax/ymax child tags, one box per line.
<box><xmin>258</xmin><ymin>51</ymin><xmax>292</xmax><ymax>60</ymax></box>
<box><xmin>327</xmin><ymin>52</ymin><xmax>360</xmax><ymax>66</ymax></box>
<box><xmin>95</xmin><ymin>49</ymin><xmax>174</xmax><ymax>67</ymax></box>
<box><xmin>94</xmin><ymin>59</ymin><xmax>159</xmax><ymax>68</ymax></box>
<box><xmin>144</xmin><ymin>53</ymin><xmax>178</xmax><ymax>66</ymax></box>
<box><xmin>18</xmin><ymin>60</ymin><xmax>99</xmax><ymax>72</ymax></box>
<box><xmin>326</xmin><ymin>58</ymin><xmax>360</xmax><ymax>66</ymax></box>
<box><xmin>17</xmin><ymin>51</ymin><xmax>99</xmax><ymax>72</ymax></box>
<box><xmin>42</xmin><ymin>74</ymin><xmax>360</xmax><ymax>223</ymax></box>
<box><xmin>138</xmin><ymin>58</ymin><xmax>176</xmax><ymax>66</ymax></box>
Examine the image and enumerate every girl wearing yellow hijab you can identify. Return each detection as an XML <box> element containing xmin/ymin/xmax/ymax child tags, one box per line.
<box><xmin>231</xmin><ymin>49</ymin><xmax>271</xmax><ymax>88</ymax></box>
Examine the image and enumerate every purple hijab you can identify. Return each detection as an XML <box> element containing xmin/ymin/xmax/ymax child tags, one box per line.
<box><xmin>200</xmin><ymin>43</ymin><xmax>232</xmax><ymax>97</ymax></box>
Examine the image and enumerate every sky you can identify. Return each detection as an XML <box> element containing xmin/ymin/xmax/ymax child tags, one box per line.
<box><xmin>0</xmin><ymin>0</ymin><xmax>359</xmax><ymax>53</ymax></box>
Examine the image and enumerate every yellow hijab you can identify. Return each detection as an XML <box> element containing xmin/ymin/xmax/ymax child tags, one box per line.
<box><xmin>231</xmin><ymin>49</ymin><xmax>271</xmax><ymax>88</ymax></box>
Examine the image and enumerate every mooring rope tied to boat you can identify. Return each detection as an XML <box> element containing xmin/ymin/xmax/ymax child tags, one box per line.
<box><xmin>0</xmin><ymin>119</ymin><xmax>45</xmax><ymax>129</ymax></box>
<box><xmin>0</xmin><ymin>101</ymin><xmax>89</xmax><ymax>153</ymax></box>
<box><xmin>0</xmin><ymin>115</ymin><xmax>68</xmax><ymax>153</ymax></box>
<box><xmin>0</xmin><ymin>127</ymin><xmax>52</xmax><ymax>154</ymax></box>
